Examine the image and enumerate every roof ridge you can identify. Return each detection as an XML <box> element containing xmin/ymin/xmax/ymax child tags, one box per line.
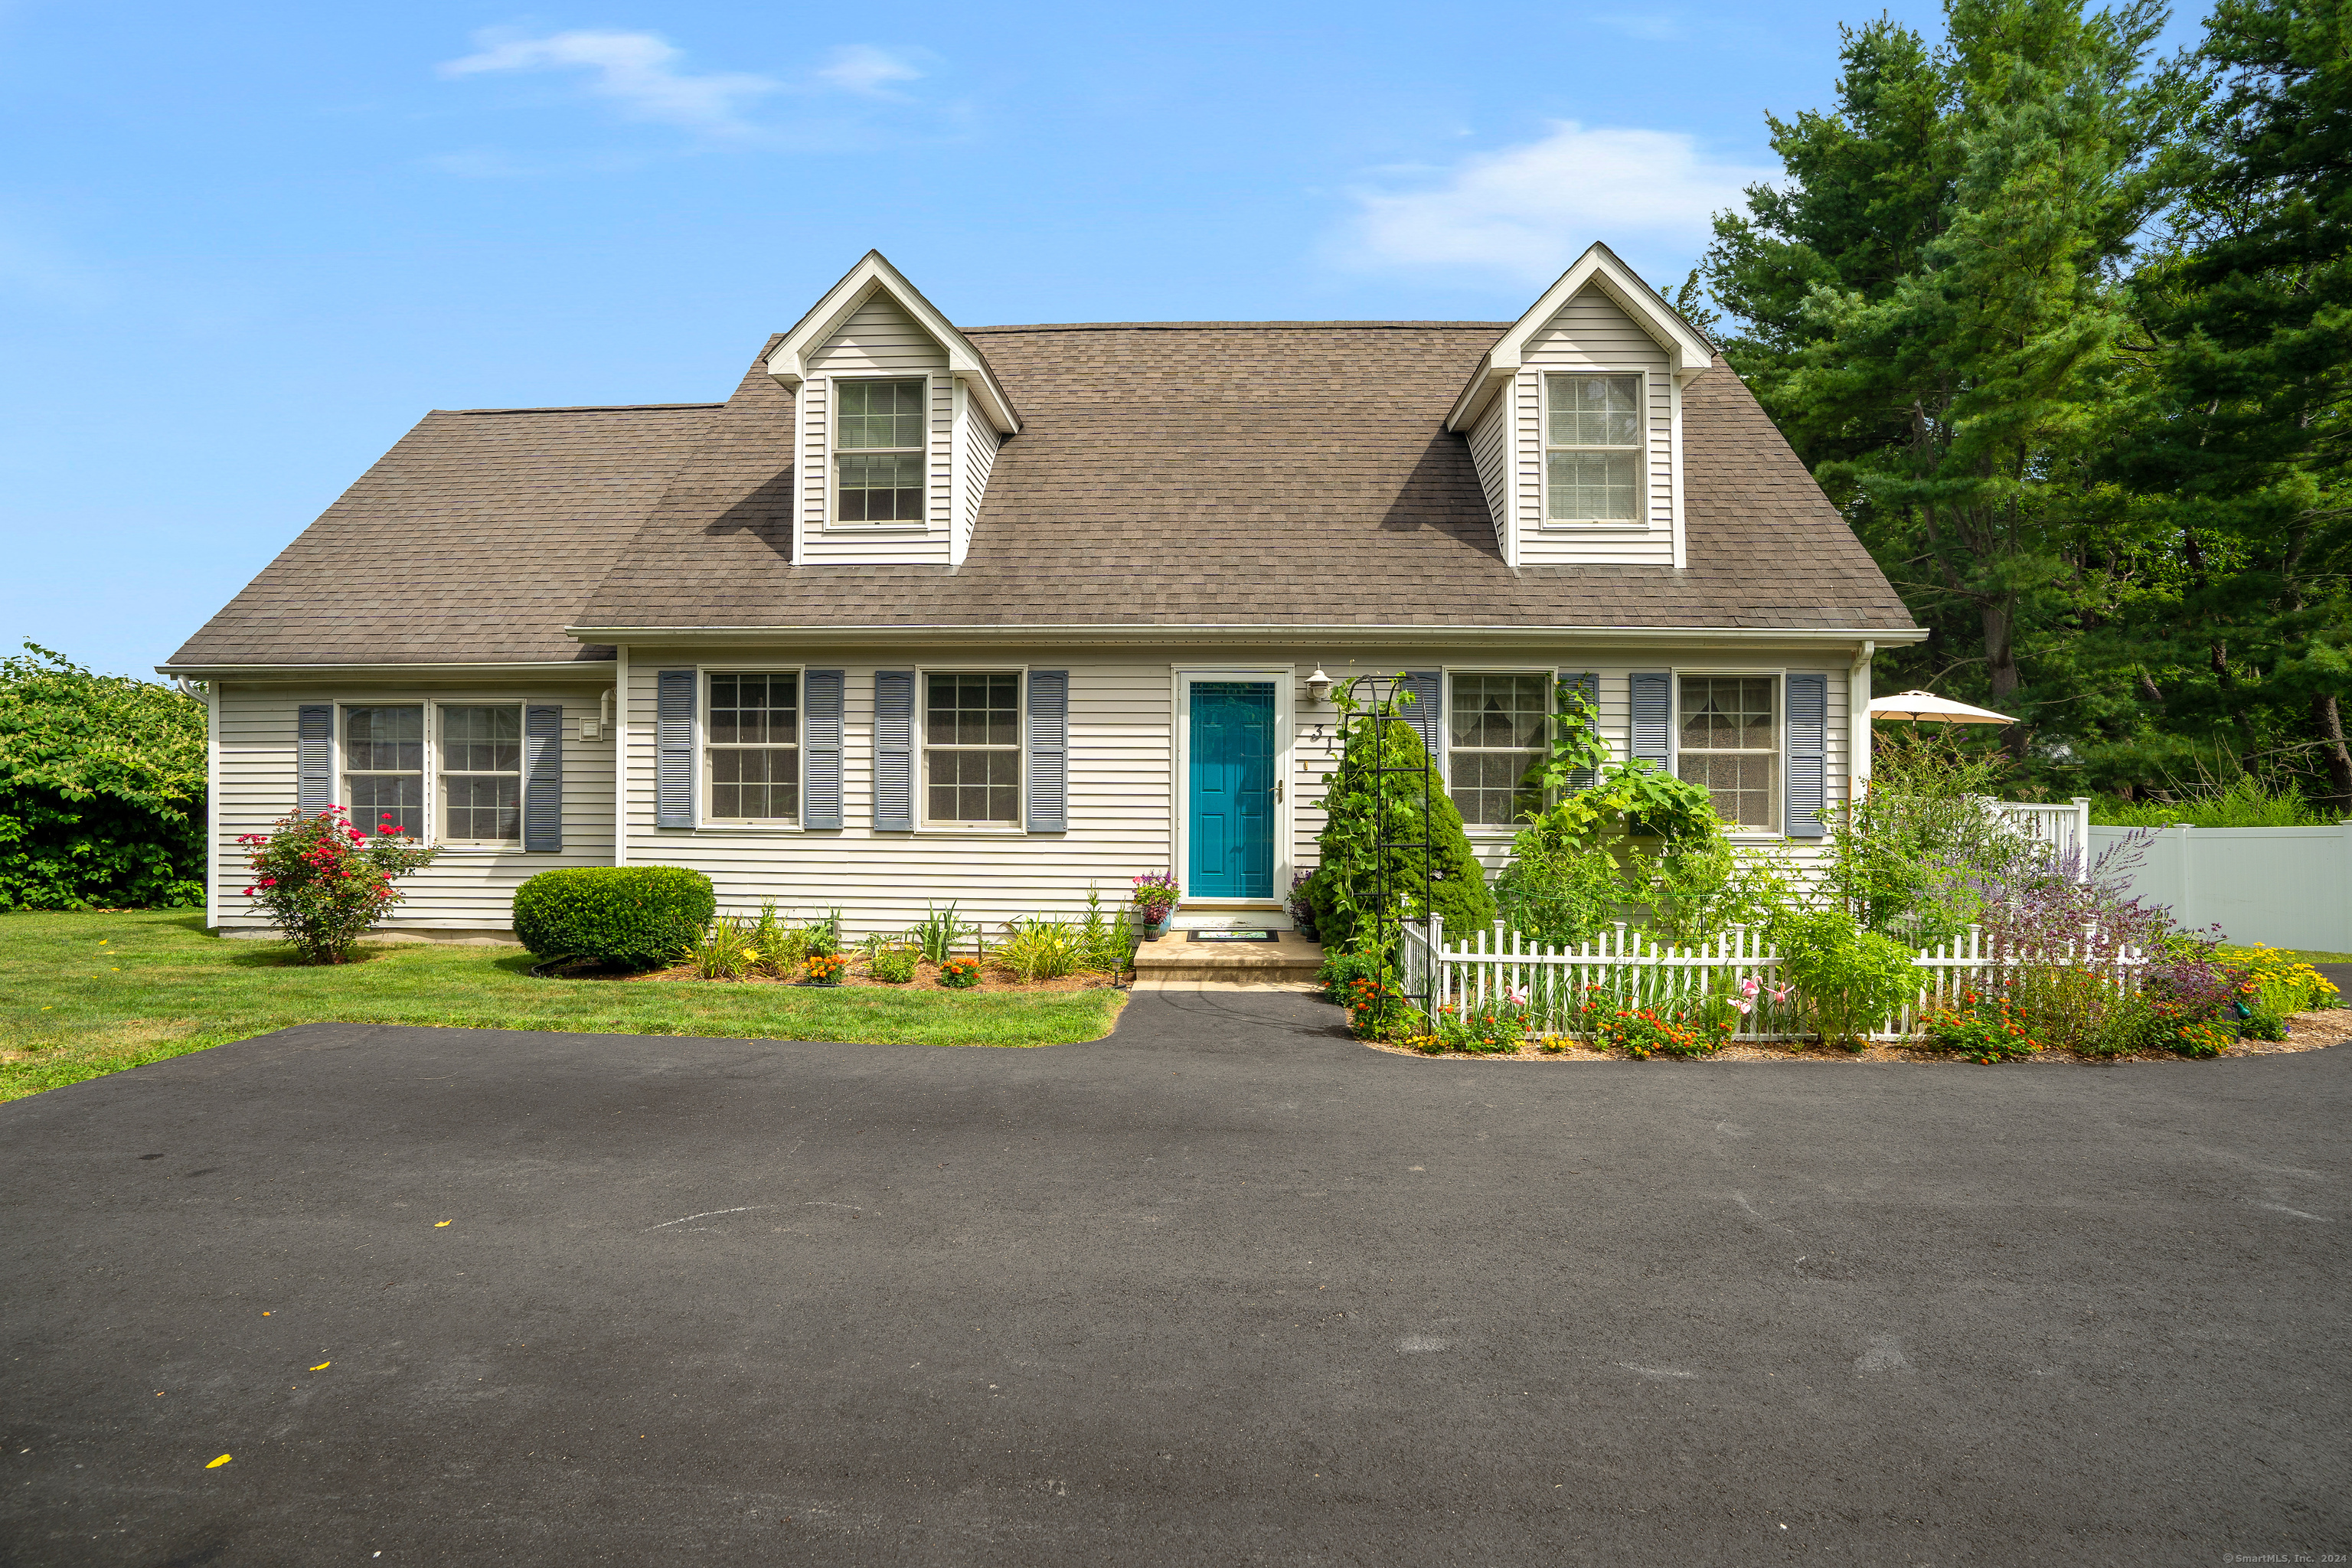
<box><xmin>434</xmin><ymin>402</ymin><xmax>726</xmax><ymax>416</ymax></box>
<box><xmin>960</xmin><ymin>321</ymin><xmax>1513</xmax><ymax>334</ymax></box>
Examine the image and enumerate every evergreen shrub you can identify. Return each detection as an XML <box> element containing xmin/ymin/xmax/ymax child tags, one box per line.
<box><xmin>1304</xmin><ymin>691</ymin><xmax>1494</xmax><ymax>950</ymax></box>
<box><xmin>511</xmin><ymin>866</ymin><xmax>716</xmax><ymax>969</ymax></box>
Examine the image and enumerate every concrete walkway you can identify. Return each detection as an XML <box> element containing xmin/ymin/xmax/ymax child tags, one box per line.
<box><xmin>2</xmin><ymin>992</ymin><xmax>2347</xmax><ymax>1564</ymax></box>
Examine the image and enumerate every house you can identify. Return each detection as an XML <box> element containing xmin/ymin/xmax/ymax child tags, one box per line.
<box><xmin>165</xmin><ymin>245</ymin><xmax>1922</xmax><ymax>941</ymax></box>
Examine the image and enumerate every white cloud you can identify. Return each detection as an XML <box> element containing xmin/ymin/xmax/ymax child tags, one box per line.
<box><xmin>816</xmin><ymin>44</ymin><xmax>923</xmax><ymax>97</ymax></box>
<box><xmin>438</xmin><ymin>29</ymin><xmax>780</xmax><ymax>135</ymax></box>
<box><xmin>1336</xmin><ymin>120</ymin><xmax>1774</xmax><ymax>285</ymax></box>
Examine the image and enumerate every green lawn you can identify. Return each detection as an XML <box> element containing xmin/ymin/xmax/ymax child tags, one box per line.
<box><xmin>0</xmin><ymin>910</ymin><xmax>1126</xmax><ymax>1102</ymax></box>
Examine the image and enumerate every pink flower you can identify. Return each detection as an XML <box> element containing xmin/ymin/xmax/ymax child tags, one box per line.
<box><xmin>241</xmin><ymin>887</ymin><xmax>254</xmax><ymax>896</ymax></box>
<box><xmin>1740</xmin><ymin>975</ymin><xmax>1760</xmax><ymax>998</ymax></box>
<box><xmin>1731</xmin><ymin>998</ymin><xmax>1752</xmax><ymax>1015</ymax></box>
<box><xmin>1769</xmin><ymin>982</ymin><xmax>1796</xmax><ymax>1005</ymax></box>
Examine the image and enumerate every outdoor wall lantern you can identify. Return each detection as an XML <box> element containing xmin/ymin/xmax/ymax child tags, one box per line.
<box><xmin>1305</xmin><ymin>667</ymin><xmax>1333</xmax><ymax>705</ymax></box>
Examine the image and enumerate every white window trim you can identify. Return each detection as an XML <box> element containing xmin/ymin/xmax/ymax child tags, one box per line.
<box><xmin>335</xmin><ymin>696</ymin><xmax>547</xmax><ymax>855</ymax></box>
<box><xmin>696</xmin><ymin>664</ymin><xmax>807</xmax><ymax>833</ymax></box>
<box><xmin>1441</xmin><ymin>665</ymin><xmax>1559</xmax><ymax>839</ymax></box>
<box><xmin>822</xmin><ymin>372</ymin><xmax>935</xmax><ymax>535</ymax></box>
<box><xmin>916</xmin><ymin>662</ymin><xmax>1029</xmax><ymax>835</ymax></box>
<box><xmin>1539</xmin><ymin>368</ymin><xmax>1652</xmax><ymax>532</ymax></box>
<box><xmin>1169</xmin><ymin>665</ymin><xmax>1296</xmax><ymax>907</ymax></box>
<box><xmin>1671</xmin><ymin>667</ymin><xmax>1788</xmax><ymax>840</ymax></box>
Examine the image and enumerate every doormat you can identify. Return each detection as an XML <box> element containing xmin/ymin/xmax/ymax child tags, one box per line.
<box><xmin>1190</xmin><ymin>930</ymin><xmax>1277</xmax><ymax>942</ymax></box>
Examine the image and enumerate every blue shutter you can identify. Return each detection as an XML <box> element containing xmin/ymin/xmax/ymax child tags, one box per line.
<box><xmin>1784</xmin><ymin>672</ymin><xmax>1828</xmax><ymax>839</ymax></box>
<box><xmin>655</xmin><ymin>670</ymin><xmax>695</xmax><ymax>828</ymax></box>
<box><xmin>1400</xmin><ymin>671</ymin><xmax>1441</xmax><ymax>756</ymax></box>
<box><xmin>802</xmin><ymin>669</ymin><xmax>844</xmax><ymax>830</ymax></box>
<box><xmin>296</xmin><ymin>704</ymin><xmax>333</xmax><ymax>818</ymax></box>
<box><xmin>1629</xmin><ymin>672</ymin><xmax>1672</xmax><ymax>771</ymax></box>
<box><xmin>1557</xmin><ymin>671</ymin><xmax>1599</xmax><ymax>789</ymax></box>
<box><xmin>1027</xmin><ymin>670</ymin><xmax>1069</xmax><ymax>832</ymax></box>
<box><xmin>523</xmin><ymin>704</ymin><xmax>563</xmax><ymax>851</ymax></box>
<box><xmin>874</xmin><ymin>670</ymin><xmax>915</xmax><ymax>831</ymax></box>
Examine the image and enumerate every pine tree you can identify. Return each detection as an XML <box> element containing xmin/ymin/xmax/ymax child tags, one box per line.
<box><xmin>1304</xmin><ymin>701</ymin><xmax>1494</xmax><ymax>952</ymax></box>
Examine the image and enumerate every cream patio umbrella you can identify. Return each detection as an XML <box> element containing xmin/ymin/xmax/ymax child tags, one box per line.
<box><xmin>1867</xmin><ymin>690</ymin><xmax>2017</xmax><ymax>725</ymax></box>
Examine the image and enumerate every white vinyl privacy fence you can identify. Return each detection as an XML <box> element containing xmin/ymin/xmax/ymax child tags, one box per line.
<box><xmin>1396</xmin><ymin>916</ymin><xmax>2151</xmax><ymax>1044</ymax></box>
<box><xmin>2087</xmin><ymin>821</ymin><xmax>2352</xmax><ymax>950</ymax></box>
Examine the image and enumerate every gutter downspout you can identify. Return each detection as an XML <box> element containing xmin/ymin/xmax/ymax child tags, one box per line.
<box><xmin>1850</xmin><ymin>639</ymin><xmax>1875</xmax><ymax>800</ymax></box>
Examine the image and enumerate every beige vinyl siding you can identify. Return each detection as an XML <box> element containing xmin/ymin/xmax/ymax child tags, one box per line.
<box><xmin>622</xmin><ymin>646</ymin><xmax>1852</xmax><ymax>940</ymax></box>
<box><xmin>1466</xmin><ymin>391</ymin><xmax>1512</xmax><ymax>560</ymax></box>
<box><xmin>798</xmin><ymin>290</ymin><xmax>954</xmax><ymax>567</ymax></box>
<box><xmin>957</xmin><ymin>383</ymin><xmax>1000</xmax><ymax>564</ymax></box>
<box><xmin>1514</xmin><ymin>286</ymin><xmax>1675</xmax><ymax>569</ymax></box>
<box><xmin>211</xmin><ymin>680</ymin><xmax>616</xmax><ymax>935</ymax></box>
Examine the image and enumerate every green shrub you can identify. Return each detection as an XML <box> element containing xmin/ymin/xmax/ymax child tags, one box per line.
<box><xmin>908</xmin><ymin>902</ymin><xmax>977</xmax><ymax>963</ymax></box>
<box><xmin>867</xmin><ymin>946</ymin><xmax>917</xmax><ymax>984</ymax></box>
<box><xmin>511</xmin><ymin>866</ymin><xmax>716</xmax><ymax>969</ymax></box>
<box><xmin>237</xmin><ymin>805</ymin><xmax>439</xmax><ymax>963</ymax></box>
<box><xmin>998</xmin><ymin>917</ymin><xmax>1083</xmax><ymax>980</ymax></box>
<box><xmin>1306</xmin><ymin>684</ymin><xmax>1494</xmax><ymax>951</ymax></box>
<box><xmin>750</xmin><ymin>903</ymin><xmax>808</xmax><ymax>977</ymax></box>
<box><xmin>0</xmin><ymin>643</ymin><xmax>207</xmax><ymax>910</ymax></box>
<box><xmin>2093</xmin><ymin>775</ymin><xmax>2331</xmax><ymax>828</ymax></box>
<box><xmin>684</xmin><ymin>916</ymin><xmax>760</xmax><ymax>979</ymax></box>
<box><xmin>1770</xmin><ymin>905</ymin><xmax>1922</xmax><ymax>1050</ymax></box>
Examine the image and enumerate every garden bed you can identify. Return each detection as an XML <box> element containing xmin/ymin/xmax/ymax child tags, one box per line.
<box><xmin>1360</xmin><ymin>1007</ymin><xmax>2350</xmax><ymax>1063</ymax></box>
<box><xmin>544</xmin><ymin>956</ymin><xmax>1124</xmax><ymax>995</ymax></box>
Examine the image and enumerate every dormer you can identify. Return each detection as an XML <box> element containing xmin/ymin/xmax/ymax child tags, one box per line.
<box><xmin>1446</xmin><ymin>243</ymin><xmax>1715</xmax><ymax>570</ymax></box>
<box><xmin>766</xmin><ymin>251</ymin><xmax>1021</xmax><ymax>567</ymax></box>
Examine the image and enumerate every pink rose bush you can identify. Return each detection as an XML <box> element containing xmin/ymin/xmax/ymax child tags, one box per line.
<box><xmin>237</xmin><ymin>805</ymin><xmax>439</xmax><ymax>963</ymax></box>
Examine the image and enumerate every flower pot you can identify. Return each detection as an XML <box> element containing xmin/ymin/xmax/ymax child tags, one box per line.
<box><xmin>1141</xmin><ymin>914</ymin><xmax>1171</xmax><ymax>941</ymax></box>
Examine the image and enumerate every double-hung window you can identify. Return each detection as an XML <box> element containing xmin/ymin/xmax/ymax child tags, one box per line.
<box><xmin>344</xmin><ymin>706</ymin><xmax>424</xmax><ymax>839</ymax></box>
<box><xmin>1544</xmin><ymin>374</ymin><xmax>1643</xmax><ymax>524</ymax></box>
<box><xmin>1448</xmin><ymin>674</ymin><xmax>1552</xmax><ymax>828</ymax></box>
<box><xmin>923</xmin><ymin>672</ymin><xmax>1020</xmax><ymax>827</ymax></box>
<box><xmin>707</xmin><ymin>673</ymin><xmax>800</xmax><ymax>824</ymax></box>
<box><xmin>835</xmin><ymin>378</ymin><xmax>926</xmax><ymax>523</ymax></box>
<box><xmin>1677</xmin><ymin>676</ymin><xmax>1777</xmax><ymax>831</ymax></box>
<box><xmin>439</xmin><ymin>706</ymin><xmax>523</xmax><ymax>845</ymax></box>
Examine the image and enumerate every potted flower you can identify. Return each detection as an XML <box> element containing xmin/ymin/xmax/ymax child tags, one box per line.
<box><xmin>1132</xmin><ymin>871</ymin><xmax>1179</xmax><ymax>940</ymax></box>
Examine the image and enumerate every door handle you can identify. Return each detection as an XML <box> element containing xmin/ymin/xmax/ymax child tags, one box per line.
<box><xmin>1276</xmin><ymin>781</ymin><xmax>1285</xmax><ymax>803</ymax></box>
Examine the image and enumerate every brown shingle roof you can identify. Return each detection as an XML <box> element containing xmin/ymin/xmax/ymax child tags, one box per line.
<box><xmin>170</xmin><ymin>322</ymin><xmax>1913</xmax><ymax>668</ymax></box>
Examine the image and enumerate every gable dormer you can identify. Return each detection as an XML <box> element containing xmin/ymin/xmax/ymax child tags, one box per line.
<box><xmin>766</xmin><ymin>251</ymin><xmax>1021</xmax><ymax>567</ymax></box>
<box><xmin>1446</xmin><ymin>243</ymin><xmax>1715</xmax><ymax>570</ymax></box>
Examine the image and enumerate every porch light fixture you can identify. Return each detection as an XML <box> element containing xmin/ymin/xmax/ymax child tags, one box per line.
<box><xmin>1305</xmin><ymin>667</ymin><xmax>1333</xmax><ymax>705</ymax></box>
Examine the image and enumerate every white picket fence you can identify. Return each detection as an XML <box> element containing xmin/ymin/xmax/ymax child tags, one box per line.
<box><xmin>1396</xmin><ymin>915</ymin><xmax>2151</xmax><ymax>1044</ymax></box>
<box><xmin>1989</xmin><ymin>797</ymin><xmax>2092</xmax><ymax>877</ymax></box>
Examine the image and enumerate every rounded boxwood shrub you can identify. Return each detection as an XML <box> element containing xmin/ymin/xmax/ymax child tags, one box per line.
<box><xmin>511</xmin><ymin>866</ymin><xmax>717</xmax><ymax>969</ymax></box>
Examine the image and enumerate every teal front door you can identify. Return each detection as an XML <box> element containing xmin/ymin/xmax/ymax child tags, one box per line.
<box><xmin>1188</xmin><ymin>681</ymin><xmax>1276</xmax><ymax>899</ymax></box>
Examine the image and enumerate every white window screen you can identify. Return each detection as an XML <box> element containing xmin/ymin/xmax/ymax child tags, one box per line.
<box><xmin>1449</xmin><ymin>674</ymin><xmax>1550</xmax><ymax>827</ymax></box>
<box><xmin>707</xmin><ymin>673</ymin><xmax>800</xmax><ymax>822</ymax></box>
<box><xmin>924</xmin><ymin>672</ymin><xmax>1020</xmax><ymax>825</ymax></box>
<box><xmin>344</xmin><ymin>706</ymin><xmax>423</xmax><ymax>839</ymax></box>
<box><xmin>1545</xmin><ymin>374</ymin><xmax>1642</xmax><ymax>522</ymax></box>
<box><xmin>836</xmin><ymin>379</ymin><xmax>926</xmax><ymax>522</ymax></box>
<box><xmin>439</xmin><ymin>706</ymin><xmax>522</xmax><ymax>844</ymax></box>
<box><xmin>1676</xmin><ymin>676</ymin><xmax>1776</xmax><ymax>831</ymax></box>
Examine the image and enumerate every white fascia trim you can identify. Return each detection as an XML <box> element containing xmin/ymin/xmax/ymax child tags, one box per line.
<box><xmin>766</xmin><ymin>251</ymin><xmax>1021</xmax><ymax>436</ymax></box>
<box><xmin>158</xmin><ymin>659</ymin><xmax>616</xmax><ymax>678</ymax></box>
<box><xmin>565</xmin><ymin>622</ymin><xmax>1928</xmax><ymax>648</ymax></box>
<box><xmin>1446</xmin><ymin>241</ymin><xmax>1715</xmax><ymax>432</ymax></box>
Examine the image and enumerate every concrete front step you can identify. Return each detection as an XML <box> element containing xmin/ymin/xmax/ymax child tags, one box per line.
<box><xmin>1132</xmin><ymin>929</ymin><xmax>1324</xmax><ymax>985</ymax></box>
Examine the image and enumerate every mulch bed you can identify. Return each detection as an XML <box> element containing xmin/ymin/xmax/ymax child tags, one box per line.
<box><xmin>1361</xmin><ymin>1008</ymin><xmax>2352</xmax><ymax>1064</ymax></box>
<box><xmin>536</xmin><ymin>956</ymin><xmax>1124</xmax><ymax>995</ymax></box>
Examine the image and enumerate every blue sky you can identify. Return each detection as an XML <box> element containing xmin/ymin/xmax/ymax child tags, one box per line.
<box><xmin>0</xmin><ymin>0</ymin><xmax>2207</xmax><ymax>678</ymax></box>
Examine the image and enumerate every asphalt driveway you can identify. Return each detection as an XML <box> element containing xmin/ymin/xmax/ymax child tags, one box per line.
<box><xmin>3</xmin><ymin>991</ymin><xmax>2347</xmax><ymax>1566</ymax></box>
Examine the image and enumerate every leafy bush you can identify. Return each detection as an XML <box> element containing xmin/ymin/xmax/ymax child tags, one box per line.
<box><xmin>1076</xmin><ymin>887</ymin><xmax>1138</xmax><ymax>975</ymax></box>
<box><xmin>0</xmin><ymin>643</ymin><xmax>207</xmax><ymax>910</ymax></box>
<box><xmin>2218</xmin><ymin>943</ymin><xmax>2340</xmax><ymax>1014</ymax></box>
<box><xmin>511</xmin><ymin>866</ymin><xmax>717</xmax><ymax>969</ymax></box>
<box><xmin>684</xmin><ymin>916</ymin><xmax>761</xmax><ymax>980</ymax></box>
<box><xmin>998</xmin><ymin>917</ymin><xmax>1084</xmax><ymax>980</ymax></box>
<box><xmin>237</xmin><ymin>805</ymin><xmax>439</xmax><ymax>963</ymax></box>
<box><xmin>937</xmin><ymin>956</ymin><xmax>983</xmax><ymax>989</ymax></box>
<box><xmin>1823</xmin><ymin>730</ymin><xmax>2045</xmax><ymax>946</ymax></box>
<box><xmin>1769</xmin><ymin>906</ymin><xmax>1922</xmax><ymax>1049</ymax></box>
<box><xmin>867</xmin><ymin>946</ymin><xmax>918</xmax><ymax>984</ymax></box>
<box><xmin>1305</xmin><ymin>680</ymin><xmax>1494</xmax><ymax>951</ymax></box>
<box><xmin>908</xmin><ymin>902</ymin><xmax>977</xmax><ymax>963</ymax></box>
<box><xmin>802</xmin><ymin>909</ymin><xmax>843</xmax><ymax>958</ymax></box>
<box><xmin>1318</xmin><ymin>945</ymin><xmax>1380</xmax><ymax>1003</ymax></box>
<box><xmin>750</xmin><ymin>903</ymin><xmax>808</xmax><ymax>977</ymax></box>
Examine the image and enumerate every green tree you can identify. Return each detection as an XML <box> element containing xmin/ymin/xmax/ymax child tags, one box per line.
<box><xmin>0</xmin><ymin>644</ymin><xmax>207</xmax><ymax>910</ymax></box>
<box><xmin>1707</xmin><ymin>0</ymin><xmax>2184</xmax><ymax>763</ymax></box>
<box><xmin>2096</xmin><ymin>0</ymin><xmax>2352</xmax><ymax>806</ymax></box>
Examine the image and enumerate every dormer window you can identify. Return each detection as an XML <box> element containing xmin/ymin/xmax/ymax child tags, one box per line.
<box><xmin>835</xmin><ymin>377</ymin><xmax>926</xmax><ymax>522</ymax></box>
<box><xmin>1544</xmin><ymin>373</ymin><xmax>1642</xmax><ymax>524</ymax></box>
